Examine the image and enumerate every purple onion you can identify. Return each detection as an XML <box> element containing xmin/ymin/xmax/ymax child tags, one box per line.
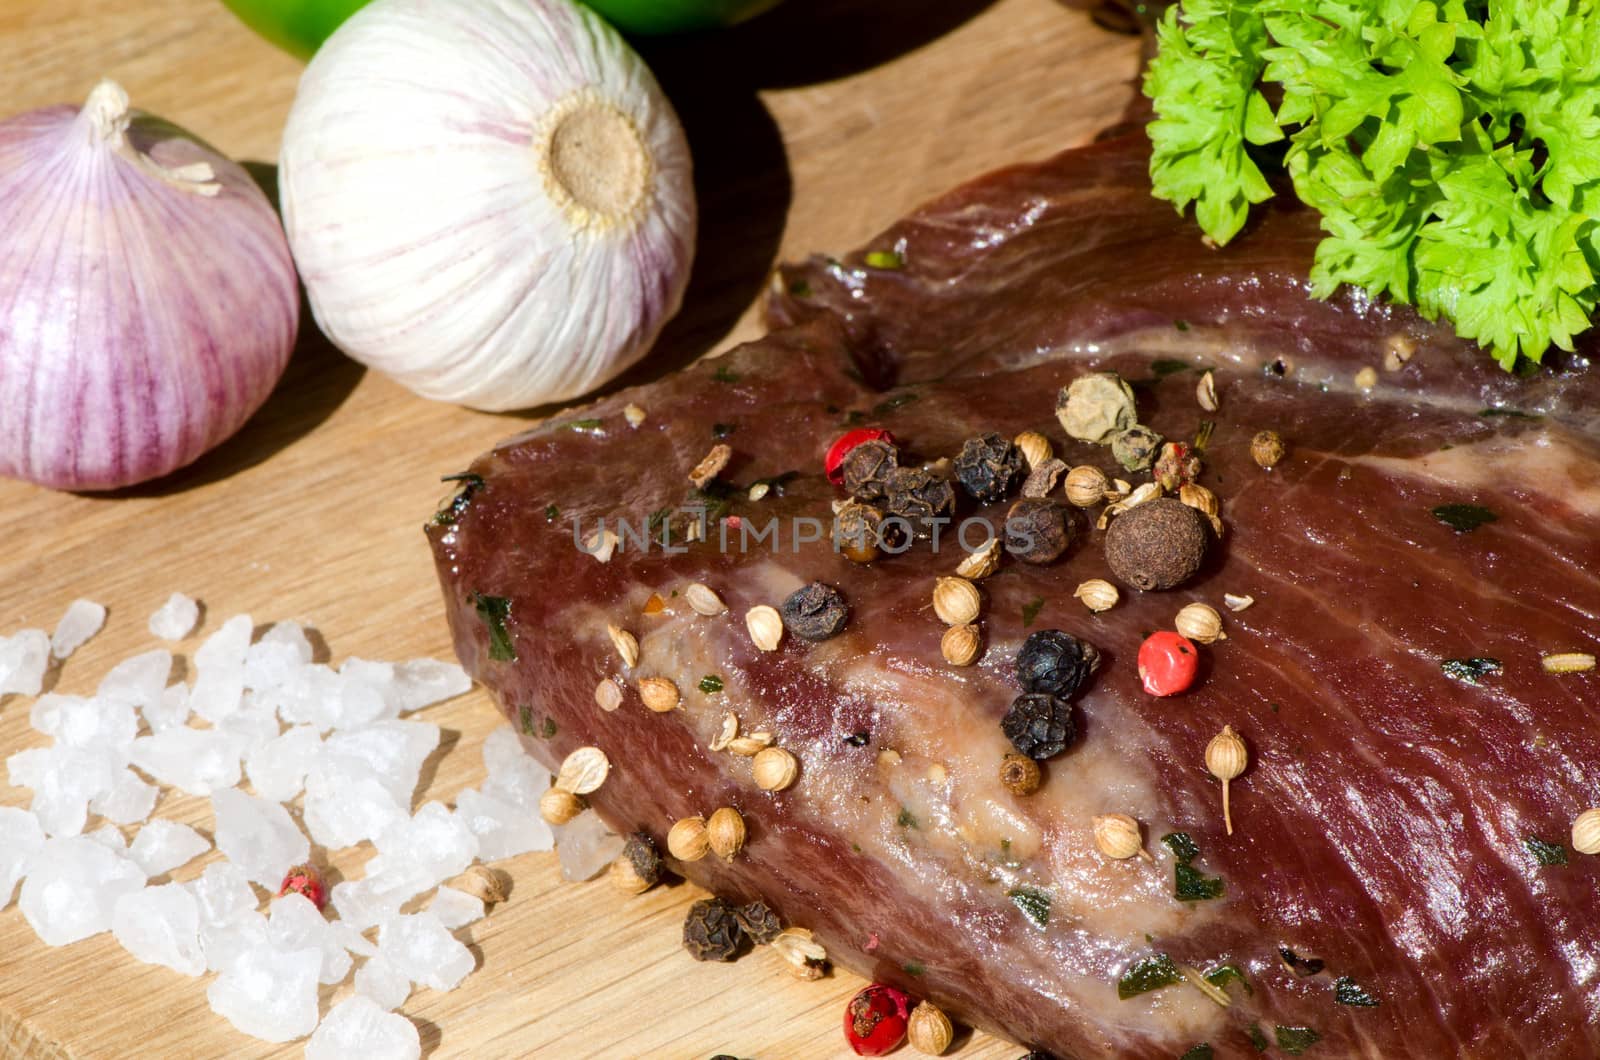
<box><xmin>0</xmin><ymin>80</ymin><xmax>298</xmax><ymax>490</ymax></box>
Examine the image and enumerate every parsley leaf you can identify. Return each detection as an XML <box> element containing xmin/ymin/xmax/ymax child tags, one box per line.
<box><xmin>1146</xmin><ymin>1</ymin><xmax>1600</xmax><ymax>369</ymax></box>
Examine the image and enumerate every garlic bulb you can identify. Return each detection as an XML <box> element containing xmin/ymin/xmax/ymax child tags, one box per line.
<box><xmin>0</xmin><ymin>81</ymin><xmax>298</xmax><ymax>490</ymax></box>
<box><xmin>280</xmin><ymin>0</ymin><xmax>696</xmax><ymax>411</ymax></box>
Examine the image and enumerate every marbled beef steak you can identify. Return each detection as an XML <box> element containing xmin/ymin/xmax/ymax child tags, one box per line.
<box><xmin>427</xmin><ymin>133</ymin><xmax>1600</xmax><ymax>1058</ymax></box>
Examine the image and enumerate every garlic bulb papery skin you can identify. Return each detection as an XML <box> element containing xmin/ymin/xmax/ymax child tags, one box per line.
<box><xmin>0</xmin><ymin>81</ymin><xmax>298</xmax><ymax>490</ymax></box>
<box><xmin>280</xmin><ymin>0</ymin><xmax>697</xmax><ymax>412</ymax></box>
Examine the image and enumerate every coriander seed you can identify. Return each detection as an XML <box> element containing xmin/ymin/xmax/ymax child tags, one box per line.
<box><xmin>1573</xmin><ymin>809</ymin><xmax>1600</xmax><ymax>855</ymax></box>
<box><xmin>606</xmin><ymin>623</ymin><xmax>639</xmax><ymax>668</ymax></box>
<box><xmin>610</xmin><ymin>832</ymin><xmax>662</xmax><ymax>894</ymax></box>
<box><xmin>746</xmin><ymin>605</ymin><xmax>784</xmax><ymax>651</ymax></box>
<box><xmin>1196</xmin><ymin>370</ymin><xmax>1218</xmax><ymax>412</ymax></box>
<box><xmin>1251</xmin><ymin>430</ymin><xmax>1286</xmax><ymax>470</ymax></box>
<box><xmin>686</xmin><ymin>582</ymin><xmax>727</xmax><ymax>616</ymax></box>
<box><xmin>954</xmin><ymin>537</ymin><xmax>1002</xmax><ymax>580</ymax></box>
<box><xmin>1063</xmin><ymin>464</ymin><xmax>1110</xmax><ymax>508</ymax></box>
<box><xmin>999</xmin><ymin>752</ymin><xmax>1041</xmax><ymax>796</ymax></box>
<box><xmin>638</xmin><ymin>676</ymin><xmax>680</xmax><ymax>713</ymax></box>
<box><xmin>941</xmin><ymin>623</ymin><xmax>981</xmax><ymax>667</ymax></box>
<box><xmin>539</xmin><ymin>786</ymin><xmax>583</xmax><ymax>825</ymax></box>
<box><xmin>907</xmin><ymin>1001</ymin><xmax>954</xmax><ymax>1056</ymax></box>
<box><xmin>1384</xmin><ymin>333</ymin><xmax>1416</xmax><ymax>372</ymax></box>
<box><xmin>710</xmin><ymin>711</ymin><xmax>739</xmax><ymax>752</ymax></box>
<box><xmin>688</xmin><ymin>442</ymin><xmax>732</xmax><ymax>488</ymax></box>
<box><xmin>933</xmin><ymin>576</ymin><xmax>981</xmax><ymax>626</ymax></box>
<box><xmin>1543</xmin><ymin>652</ymin><xmax>1597</xmax><ymax>674</ymax></box>
<box><xmin>1073</xmin><ymin>578</ymin><xmax>1119</xmax><ymax>612</ymax></box>
<box><xmin>1014</xmin><ymin>430</ymin><xmax>1054</xmax><ymax>470</ymax></box>
<box><xmin>1206</xmin><ymin>725</ymin><xmax>1248</xmax><ymax>835</ymax></box>
<box><xmin>729</xmin><ymin>732</ymin><xmax>775</xmax><ymax>756</ymax></box>
<box><xmin>707</xmin><ymin>806</ymin><xmax>747</xmax><ymax>860</ymax></box>
<box><xmin>594</xmin><ymin>677</ymin><xmax>623</xmax><ymax>712</ymax></box>
<box><xmin>1092</xmin><ymin>813</ymin><xmax>1154</xmax><ymax>861</ymax></box>
<box><xmin>1223</xmin><ymin>592</ymin><xmax>1255</xmax><ymax>611</ymax></box>
<box><xmin>1175</xmin><ymin>602</ymin><xmax>1226</xmax><ymax>644</ymax></box>
<box><xmin>456</xmin><ymin>864</ymin><xmax>508</xmax><ymax>905</ymax></box>
<box><xmin>773</xmin><ymin>927</ymin><xmax>828</xmax><ymax>980</ymax></box>
<box><xmin>752</xmin><ymin>746</ymin><xmax>799</xmax><ymax>790</ymax></box>
<box><xmin>667</xmin><ymin>815</ymin><xmax>710</xmax><ymax>861</ymax></box>
<box><xmin>556</xmin><ymin>746</ymin><xmax>610</xmax><ymax>794</ymax></box>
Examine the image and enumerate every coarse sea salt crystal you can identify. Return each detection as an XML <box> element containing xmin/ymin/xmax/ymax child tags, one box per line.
<box><xmin>143</xmin><ymin>681</ymin><xmax>190</xmax><ymax>732</ymax></box>
<box><xmin>368</xmin><ymin>802</ymin><xmax>478</xmax><ymax>892</ymax></box>
<box><xmin>97</xmin><ymin>649</ymin><xmax>171</xmax><ymax>712</ymax></box>
<box><xmin>19</xmin><ymin>836</ymin><xmax>145</xmax><ymax>946</ymax></box>
<box><xmin>377</xmin><ymin>912</ymin><xmax>475</xmax><ymax>991</ymax></box>
<box><xmin>206</xmin><ymin>943</ymin><xmax>322</xmax><ymax>1042</ymax></box>
<box><xmin>320</xmin><ymin>721</ymin><xmax>440</xmax><ymax>806</ymax></box>
<box><xmin>36</xmin><ymin>694</ymin><xmax>138</xmax><ymax>754</ymax></box>
<box><xmin>246</xmin><ymin>725</ymin><xmax>322</xmax><ymax>803</ymax></box>
<box><xmin>259</xmin><ymin>619</ymin><xmax>313</xmax><ymax>664</ymax></box>
<box><xmin>429</xmin><ymin>886</ymin><xmax>484</xmax><ymax>930</ymax></box>
<box><xmin>128</xmin><ymin>819</ymin><xmax>210</xmax><ymax>877</ymax></box>
<box><xmin>148</xmin><ymin>592</ymin><xmax>200</xmax><ymax>641</ymax></box>
<box><xmin>482</xmin><ymin>725</ymin><xmax>551</xmax><ymax>811</ymax></box>
<box><xmin>353</xmin><ymin>953</ymin><xmax>412</xmax><ymax>1012</ymax></box>
<box><xmin>129</xmin><ymin>727</ymin><xmax>241</xmax><ymax>796</ymax></box>
<box><xmin>329</xmin><ymin>872</ymin><xmax>425</xmax><ymax>934</ymax></box>
<box><xmin>86</xmin><ymin>823</ymin><xmax>128</xmax><ymax>852</ymax></box>
<box><xmin>191</xmin><ymin>861</ymin><xmax>259</xmax><ymax>928</ymax></box>
<box><xmin>0</xmin><ymin>807</ymin><xmax>45</xmax><ymax>907</ymax></box>
<box><xmin>391</xmin><ymin>658</ymin><xmax>471</xmax><ymax>715</ymax></box>
<box><xmin>339</xmin><ymin>658</ymin><xmax>399</xmax><ymax>728</ymax></box>
<box><xmin>200</xmin><ymin>907</ymin><xmax>269</xmax><ymax>974</ymax></box>
<box><xmin>268</xmin><ymin>893</ymin><xmax>352</xmax><ymax>986</ymax></box>
<box><xmin>455</xmin><ymin>787</ymin><xmax>554</xmax><ymax>861</ymax></box>
<box><xmin>242</xmin><ymin>637</ymin><xmax>302</xmax><ymax>696</ymax></box>
<box><xmin>191</xmin><ymin>614</ymin><xmax>252</xmax><ymax>723</ymax></box>
<box><xmin>90</xmin><ymin>768</ymin><xmax>160</xmax><ymax>825</ymax></box>
<box><xmin>554</xmin><ymin>810</ymin><xmax>626</xmax><ymax>883</ymax></box>
<box><xmin>303</xmin><ymin>767</ymin><xmax>408</xmax><ymax>850</ymax></box>
<box><xmin>113</xmin><ymin>882</ymin><xmax>205</xmax><ymax>976</ymax></box>
<box><xmin>306</xmin><ymin>995</ymin><xmax>421</xmax><ymax>1060</ymax></box>
<box><xmin>259</xmin><ymin>661</ymin><xmax>343</xmax><ymax>731</ymax></box>
<box><xmin>216</xmin><ymin>698</ymin><xmax>281</xmax><ymax>758</ymax></box>
<box><xmin>211</xmin><ymin>787</ymin><xmax>309</xmax><ymax>888</ymax></box>
<box><xmin>50</xmin><ymin>599</ymin><xmax>106</xmax><ymax>660</ymax></box>
<box><xmin>8</xmin><ymin>745</ymin><xmax>117</xmax><ymax>837</ymax></box>
<box><xmin>0</xmin><ymin>629</ymin><xmax>51</xmax><ymax>697</ymax></box>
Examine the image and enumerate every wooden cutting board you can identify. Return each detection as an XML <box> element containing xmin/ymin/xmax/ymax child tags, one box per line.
<box><xmin>0</xmin><ymin>2</ymin><xmax>1141</xmax><ymax>1056</ymax></box>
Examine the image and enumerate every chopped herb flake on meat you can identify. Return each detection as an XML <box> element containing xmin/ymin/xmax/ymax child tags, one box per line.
<box><xmin>1117</xmin><ymin>952</ymin><xmax>1182</xmax><ymax>999</ymax></box>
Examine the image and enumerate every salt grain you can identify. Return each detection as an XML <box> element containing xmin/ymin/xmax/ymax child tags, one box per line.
<box><xmin>368</xmin><ymin>802</ymin><xmax>479</xmax><ymax>893</ymax></box>
<box><xmin>8</xmin><ymin>744</ymin><xmax>116</xmax><ymax>837</ymax></box>
<box><xmin>211</xmin><ymin>787</ymin><xmax>309</xmax><ymax>888</ymax></box>
<box><xmin>50</xmin><ymin>599</ymin><xmax>107</xmax><ymax>660</ymax></box>
<box><xmin>190</xmin><ymin>861</ymin><xmax>259</xmax><ymax>928</ymax></box>
<box><xmin>85</xmin><ymin>823</ymin><xmax>128</xmax><ymax>852</ymax></box>
<box><xmin>19</xmin><ymin>836</ymin><xmax>145</xmax><ymax>946</ymax></box>
<box><xmin>191</xmin><ymin>614</ymin><xmax>253</xmax><ymax>723</ymax></box>
<box><xmin>205</xmin><ymin>943</ymin><xmax>322</xmax><ymax>1042</ymax></box>
<box><xmin>554</xmin><ymin>810</ymin><xmax>626</xmax><ymax>882</ymax></box>
<box><xmin>199</xmin><ymin>908</ymin><xmax>270</xmax><ymax>974</ymax></box>
<box><xmin>128</xmin><ymin>819</ymin><xmax>210</xmax><ymax>878</ymax></box>
<box><xmin>306</xmin><ymin>996</ymin><xmax>421</xmax><ymax>1060</ymax></box>
<box><xmin>378</xmin><ymin>912</ymin><xmax>475</xmax><ymax>991</ymax></box>
<box><xmin>303</xmin><ymin>767</ymin><xmax>409</xmax><ymax>850</ymax></box>
<box><xmin>245</xmin><ymin>725</ymin><xmax>322</xmax><ymax>803</ymax></box>
<box><xmin>391</xmin><ymin>658</ymin><xmax>471</xmax><ymax>714</ymax></box>
<box><xmin>320</xmin><ymin>721</ymin><xmax>440</xmax><ymax>807</ymax></box>
<box><xmin>268</xmin><ymin>892</ymin><xmax>352</xmax><ymax>985</ymax></box>
<box><xmin>90</xmin><ymin>768</ymin><xmax>160</xmax><ymax>826</ymax></box>
<box><xmin>129</xmin><ymin>728</ymin><xmax>242</xmax><ymax>796</ymax></box>
<box><xmin>353</xmin><ymin>953</ymin><xmax>412</xmax><ymax>1011</ymax></box>
<box><xmin>455</xmin><ymin>787</ymin><xmax>554</xmax><ymax>861</ymax></box>
<box><xmin>0</xmin><ymin>629</ymin><xmax>50</xmax><ymax>697</ymax></box>
<box><xmin>481</xmin><ymin>725</ymin><xmax>552</xmax><ymax>810</ymax></box>
<box><xmin>331</xmin><ymin>877</ymin><xmax>416</xmax><ymax>934</ymax></box>
<box><xmin>148</xmin><ymin>593</ymin><xmax>200</xmax><ymax>641</ymax></box>
<box><xmin>429</xmin><ymin>886</ymin><xmax>484</xmax><ymax>930</ymax></box>
<box><xmin>113</xmin><ymin>883</ymin><xmax>205</xmax><ymax>976</ymax></box>
<box><xmin>0</xmin><ymin>807</ymin><xmax>45</xmax><ymax>906</ymax></box>
<box><xmin>143</xmin><ymin>681</ymin><xmax>190</xmax><ymax>732</ymax></box>
<box><xmin>97</xmin><ymin>649</ymin><xmax>171</xmax><ymax>712</ymax></box>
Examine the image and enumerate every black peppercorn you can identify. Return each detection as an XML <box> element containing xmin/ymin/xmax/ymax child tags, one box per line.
<box><xmin>781</xmin><ymin>582</ymin><xmax>849</xmax><ymax>641</ymax></box>
<box><xmin>734</xmin><ymin>900</ymin><xmax>783</xmax><ymax>945</ymax></box>
<box><xmin>883</xmin><ymin>466</ymin><xmax>956</xmax><ymax>533</ymax></box>
<box><xmin>834</xmin><ymin>501</ymin><xmax>893</xmax><ymax>564</ymax></box>
<box><xmin>954</xmin><ymin>432</ymin><xmax>1025</xmax><ymax>503</ymax></box>
<box><xmin>621</xmin><ymin>832</ymin><xmax>661</xmax><ymax>889</ymax></box>
<box><xmin>1004</xmin><ymin>498</ymin><xmax>1074</xmax><ymax>564</ymax></box>
<box><xmin>683</xmin><ymin>897</ymin><xmax>747</xmax><ymax>962</ymax></box>
<box><xmin>1105</xmin><ymin>497</ymin><xmax>1210</xmax><ymax>591</ymax></box>
<box><xmin>1001</xmin><ymin>692</ymin><xmax>1077</xmax><ymax>760</ymax></box>
<box><xmin>1015</xmin><ymin>630</ymin><xmax>1100</xmax><ymax>698</ymax></box>
<box><xmin>842</xmin><ymin>438</ymin><xmax>899</xmax><ymax>501</ymax></box>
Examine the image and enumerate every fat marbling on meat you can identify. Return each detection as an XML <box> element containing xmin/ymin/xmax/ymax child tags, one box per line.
<box><xmin>427</xmin><ymin>132</ymin><xmax>1600</xmax><ymax>1059</ymax></box>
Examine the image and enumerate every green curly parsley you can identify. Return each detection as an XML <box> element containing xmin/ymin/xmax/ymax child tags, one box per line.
<box><xmin>1145</xmin><ymin>0</ymin><xmax>1600</xmax><ymax>369</ymax></box>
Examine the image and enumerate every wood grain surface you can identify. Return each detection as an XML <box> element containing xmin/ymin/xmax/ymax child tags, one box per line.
<box><xmin>0</xmin><ymin>1</ymin><xmax>1141</xmax><ymax>1056</ymax></box>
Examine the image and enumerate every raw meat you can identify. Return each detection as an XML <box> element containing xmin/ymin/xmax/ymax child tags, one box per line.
<box><xmin>428</xmin><ymin>132</ymin><xmax>1600</xmax><ymax>1059</ymax></box>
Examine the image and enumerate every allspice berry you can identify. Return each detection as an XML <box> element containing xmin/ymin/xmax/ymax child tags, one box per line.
<box><xmin>707</xmin><ymin>807</ymin><xmax>746</xmax><ymax>861</ymax></box>
<box><xmin>1252</xmin><ymin>430</ymin><xmax>1287</xmax><ymax>469</ymax></box>
<box><xmin>539</xmin><ymin>786</ymin><xmax>583</xmax><ymax>825</ymax></box>
<box><xmin>999</xmin><ymin>753</ymin><xmax>1041</xmax><ymax>796</ymax></box>
<box><xmin>667</xmin><ymin>815</ymin><xmax>711</xmax><ymax>861</ymax></box>
<box><xmin>907</xmin><ymin>1001</ymin><xmax>955</xmax><ymax>1056</ymax></box>
<box><xmin>1105</xmin><ymin>497</ymin><xmax>1210</xmax><ymax>591</ymax></box>
<box><xmin>1004</xmin><ymin>498</ymin><xmax>1074</xmax><ymax>564</ymax></box>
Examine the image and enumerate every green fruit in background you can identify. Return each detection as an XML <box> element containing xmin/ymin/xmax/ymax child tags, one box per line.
<box><xmin>582</xmin><ymin>0</ymin><xmax>784</xmax><ymax>34</ymax></box>
<box><xmin>219</xmin><ymin>0</ymin><xmax>370</xmax><ymax>59</ymax></box>
<box><xmin>220</xmin><ymin>0</ymin><xmax>785</xmax><ymax>58</ymax></box>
